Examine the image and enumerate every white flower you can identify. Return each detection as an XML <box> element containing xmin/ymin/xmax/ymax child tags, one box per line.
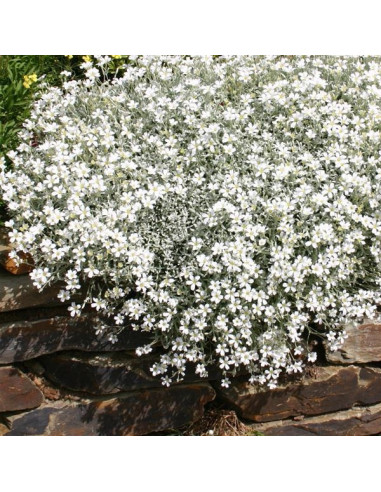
<box><xmin>68</xmin><ymin>302</ymin><xmax>82</xmax><ymax>317</ymax></box>
<box><xmin>108</xmin><ymin>334</ymin><xmax>118</xmax><ymax>344</ymax></box>
<box><xmin>161</xmin><ymin>376</ymin><xmax>172</xmax><ymax>387</ymax></box>
<box><xmin>186</xmin><ymin>275</ymin><xmax>202</xmax><ymax>291</ymax></box>
<box><xmin>221</xmin><ymin>378</ymin><xmax>231</xmax><ymax>388</ymax></box>
<box><xmin>307</xmin><ymin>352</ymin><xmax>317</xmax><ymax>363</ymax></box>
<box><xmin>86</xmin><ymin>67</ymin><xmax>100</xmax><ymax>80</ymax></box>
<box><xmin>57</xmin><ymin>289</ymin><xmax>71</xmax><ymax>302</ymax></box>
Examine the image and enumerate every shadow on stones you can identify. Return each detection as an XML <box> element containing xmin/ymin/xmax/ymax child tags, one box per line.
<box><xmin>0</xmin><ymin>272</ymin><xmax>62</xmax><ymax>312</ymax></box>
<box><xmin>78</xmin><ymin>386</ymin><xmax>210</xmax><ymax>436</ymax></box>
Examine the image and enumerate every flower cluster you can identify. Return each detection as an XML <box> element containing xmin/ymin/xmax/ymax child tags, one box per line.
<box><xmin>23</xmin><ymin>73</ymin><xmax>38</xmax><ymax>89</ymax></box>
<box><xmin>2</xmin><ymin>55</ymin><xmax>381</xmax><ymax>389</ymax></box>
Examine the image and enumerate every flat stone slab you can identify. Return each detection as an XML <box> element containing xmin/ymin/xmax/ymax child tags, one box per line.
<box><xmin>40</xmin><ymin>351</ymin><xmax>221</xmax><ymax>394</ymax></box>
<box><xmin>1</xmin><ymin>383</ymin><xmax>215</xmax><ymax>436</ymax></box>
<box><xmin>326</xmin><ymin>320</ymin><xmax>381</xmax><ymax>364</ymax></box>
<box><xmin>216</xmin><ymin>366</ymin><xmax>381</xmax><ymax>422</ymax></box>
<box><xmin>249</xmin><ymin>402</ymin><xmax>381</xmax><ymax>436</ymax></box>
<box><xmin>0</xmin><ymin>315</ymin><xmax>154</xmax><ymax>364</ymax></box>
<box><xmin>0</xmin><ymin>273</ymin><xmax>62</xmax><ymax>312</ymax></box>
<box><xmin>0</xmin><ymin>366</ymin><xmax>43</xmax><ymax>413</ymax></box>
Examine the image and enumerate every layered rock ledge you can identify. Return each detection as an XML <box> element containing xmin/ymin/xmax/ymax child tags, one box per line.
<box><xmin>1</xmin><ymin>267</ymin><xmax>381</xmax><ymax>435</ymax></box>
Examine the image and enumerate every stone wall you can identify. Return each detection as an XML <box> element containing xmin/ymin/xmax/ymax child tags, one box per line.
<box><xmin>1</xmin><ymin>267</ymin><xmax>381</xmax><ymax>435</ymax></box>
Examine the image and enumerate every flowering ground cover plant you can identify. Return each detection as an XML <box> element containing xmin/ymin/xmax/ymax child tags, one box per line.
<box><xmin>1</xmin><ymin>55</ymin><xmax>381</xmax><ymax>389</ymax></box>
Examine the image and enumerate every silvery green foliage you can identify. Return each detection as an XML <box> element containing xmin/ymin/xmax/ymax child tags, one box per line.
<box><xmin>1</xmin><ymin>55</ymin><xmax>381</xmax><ymax>389</ymax></box>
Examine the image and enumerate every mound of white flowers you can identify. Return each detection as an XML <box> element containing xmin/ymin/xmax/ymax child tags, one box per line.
<box><xmin>1</xmin><ymin>55</ymin><xmax>381</xmax><ymax>389</ymax></box>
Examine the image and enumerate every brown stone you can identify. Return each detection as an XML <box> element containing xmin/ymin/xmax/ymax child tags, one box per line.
<box><xmin>0</xmin><ymin>228</ymin><xmax>34</xmax><ymax>275</ymax></box>
<box><xmin>0</xmin><ymin>366</ymin><xmax>43</xmax><ymax>412</ymax></box>
<box><xmin>0</xmin><ymin>231</ymin><xmax>12</xmax><ymax>267</ymax></box>
<box><xmin>249</xmin><ymin>402</ymin><xmax>381</xmax><ymax>436</ymax></box>
<box><xmin>1</xmin><ymin>383</ymin><xmax>215</xmax><ymax>436</ymax></box>
<box><xmin>0</xmin><ymin>315</ymin><xmax>154</xmax><ymax>364</ymax></box>
<box><xmin>0</xmin><ymin>423</ymin><xmax>9</xmax><ymax>434</ymax></box>
<box><xmin>0</xmin><ymin>272</ymin><xmax>63</xmax><ymax>312</ymax></box>
<box><xmin>216</xmin><ymin>366</ymin><xmax>381</xmax><ymax>422</ymax></box>
<box><xmin>3</xmin><ymin>252</ymin><xmax>34</xmax><ymax>275</ymax></box>
<box><xmin>326</xmin><ymin>320</ymin><xmax>381</xmax><ymax>364</ymax></box>
<box><xmin>40</xmin><ymin>351</ymin><xmax>221</xmax><ymax>394</ymax></box>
